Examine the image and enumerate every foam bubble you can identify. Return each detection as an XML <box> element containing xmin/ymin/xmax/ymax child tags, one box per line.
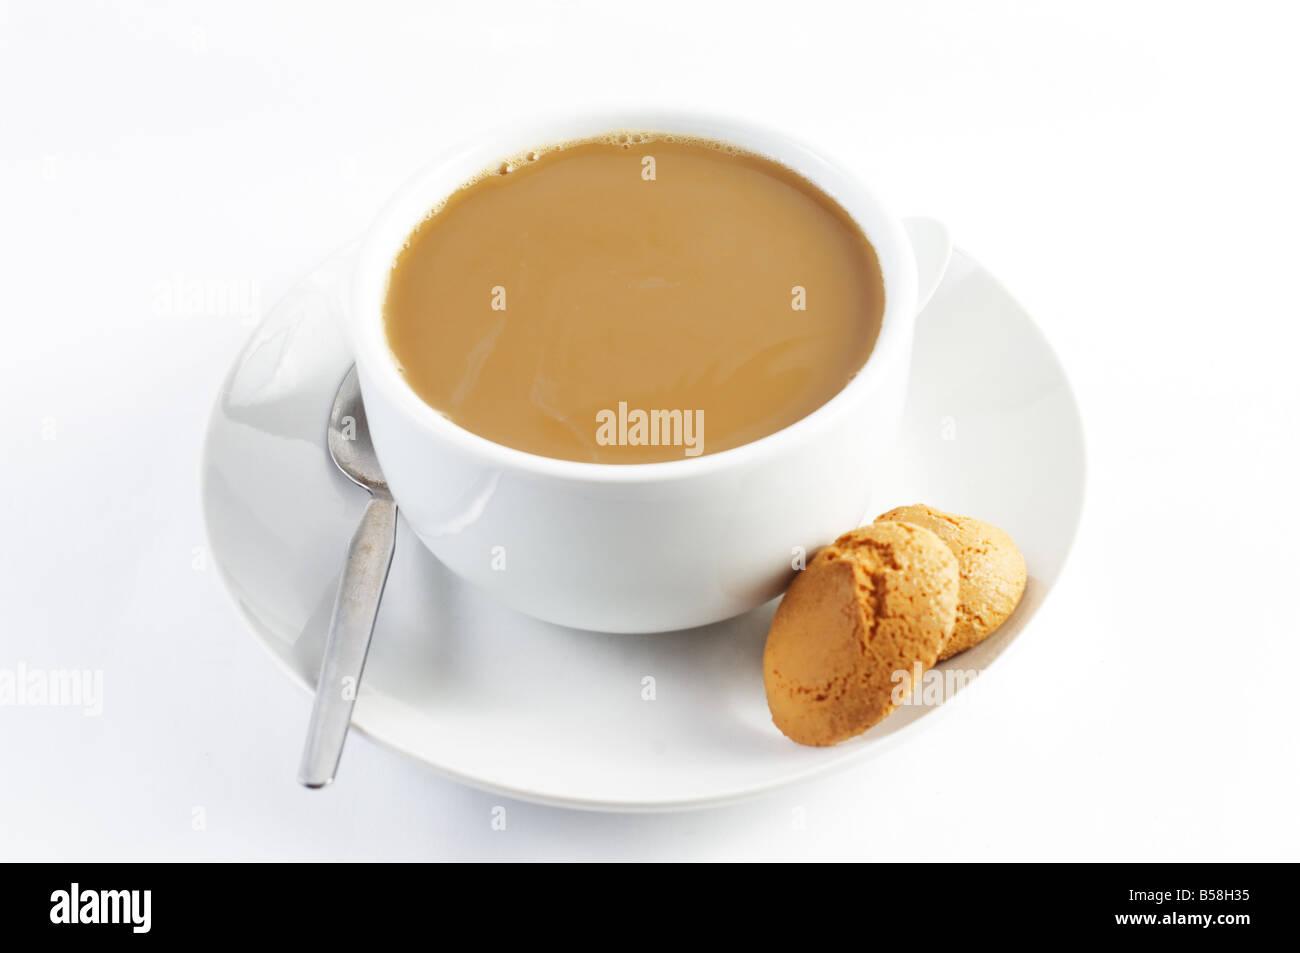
<box><xmin>411</xmin><ymin>130</ymin><xmax>765</xmax><ymax>225</ymax></box>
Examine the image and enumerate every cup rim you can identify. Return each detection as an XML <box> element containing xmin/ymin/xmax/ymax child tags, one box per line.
<box><xmin>351</xmin><ymin>108</ymin><xmax>918</xmax><ymax>484</ymax></box>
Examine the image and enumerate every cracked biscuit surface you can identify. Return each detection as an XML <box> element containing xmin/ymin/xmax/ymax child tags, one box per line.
<box><xmin>875</xmin><ymin>504</ymin><xmax>1026</xmax><ymax>660</ymax></box>
<box><xmin>763</xmin><ymin>521</ymin><xmax>959</xmax><ymax>746</ymax></box>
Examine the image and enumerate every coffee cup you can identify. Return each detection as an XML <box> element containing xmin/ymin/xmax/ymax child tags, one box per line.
<box><xmin>350</xmin><ymin>110</ymin><xmax>950</xmax><ymax>633</ymax></box>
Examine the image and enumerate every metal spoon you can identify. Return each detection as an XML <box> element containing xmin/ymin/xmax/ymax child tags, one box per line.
<box><xmin>298</xmin><ymin>366</ymin><xmax>396</xmax><ymax>788</ymax></box>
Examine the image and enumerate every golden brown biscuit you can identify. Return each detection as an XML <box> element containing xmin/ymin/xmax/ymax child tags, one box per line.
<box><xmin>875</xmin><ymin>504</ymin><xmax>1026</xmax><ymax>660</ymax></box>
<box><xmin>763</xmin><ymin>521</ymin><xmax>959</xmax><ymax>746</ymax></box>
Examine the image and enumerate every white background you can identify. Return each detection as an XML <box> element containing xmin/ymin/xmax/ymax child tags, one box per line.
<box><xmin>2</xmin><ymin>0</ymin><xmax>1298</xmax><ymax>860</ymax></box>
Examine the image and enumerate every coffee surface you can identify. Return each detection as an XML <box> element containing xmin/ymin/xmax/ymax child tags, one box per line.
<box><xmin>384</xmin><ymin>134</ymin><xmax>884</xmax><ymax>463</ymax></box>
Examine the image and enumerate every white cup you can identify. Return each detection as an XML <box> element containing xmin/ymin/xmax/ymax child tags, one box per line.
<box><xmin>350</xmin><ymin>111</ymin><xmax>950</xmax><ymax>633</ymax></box>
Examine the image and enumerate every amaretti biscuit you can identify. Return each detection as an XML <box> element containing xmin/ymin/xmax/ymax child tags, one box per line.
<box><xmin>875</xmin><ymin>504</ymin><xmax>1026</xmax><ymax>660</ymax></box>
<box><xmin>763</xmin><ymin>522</ymin><xmax>959</xmax><ymax>746</ymax></box>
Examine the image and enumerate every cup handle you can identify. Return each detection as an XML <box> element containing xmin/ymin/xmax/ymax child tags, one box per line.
<box><xmin>902</xmin><ymin>217</ymin><xmax>953</xmax><ymax>313</ymax></box>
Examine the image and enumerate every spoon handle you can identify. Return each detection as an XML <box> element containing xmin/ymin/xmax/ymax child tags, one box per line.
<box><xmin>298</xmin><ymin>494</ymin><xmax>397</xmax><ymax>788</ymax></box>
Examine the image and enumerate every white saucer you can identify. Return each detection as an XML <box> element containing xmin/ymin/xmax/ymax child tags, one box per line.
<box><xmin>201</xmin><ymin>245</ymin><xmax>1085</xmax><ymax>812</ymax></box>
